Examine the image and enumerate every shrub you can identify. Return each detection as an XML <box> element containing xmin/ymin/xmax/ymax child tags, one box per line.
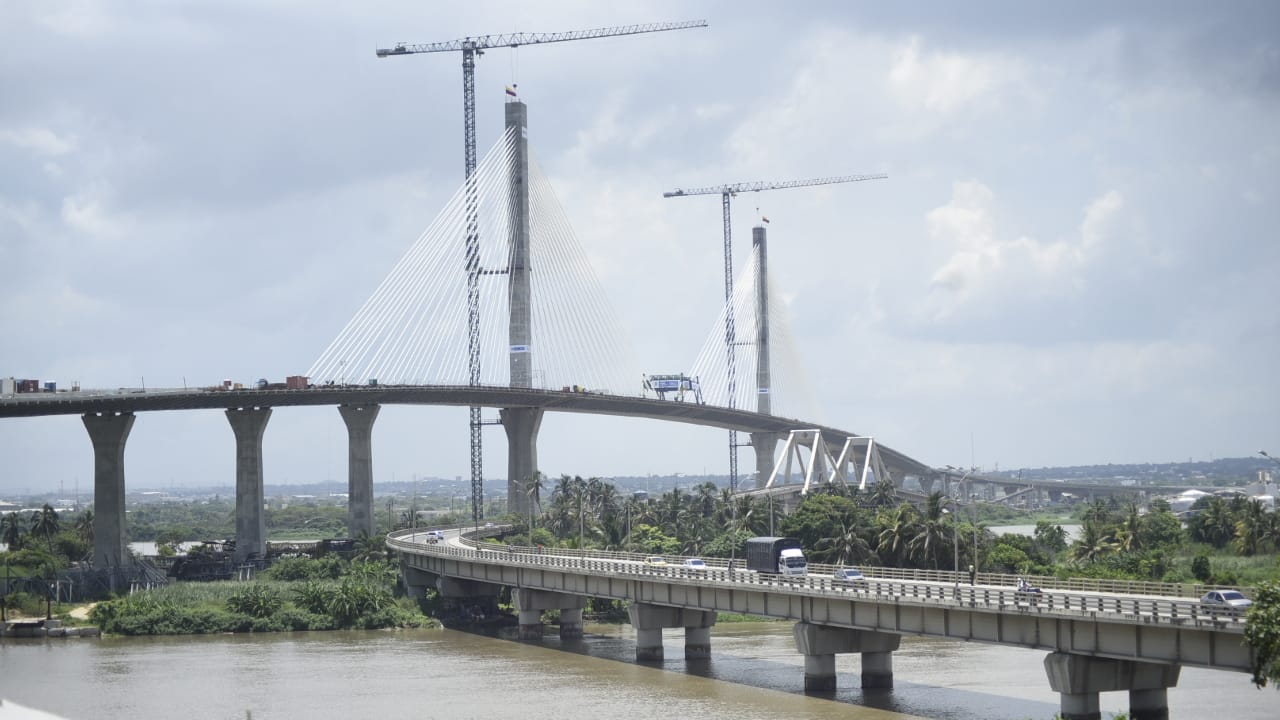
<box><xmin>226</xmin><ymin>584</ymin><xmax>283</xmax><ymax>618</ymax></box>
<box><xmin>291</xmin><ymin>581</ymin><xmax>334</xmax><ymax>615</ymax></box>
<box><xmin>1191</xmin><ymin>555</ymin><xmax>1212</xmax><ymax>582</ymax></box>
<box><xmin>264</xmin><ymin>556</ymin><xmax>344</xmax><ymax>582</ymax></box>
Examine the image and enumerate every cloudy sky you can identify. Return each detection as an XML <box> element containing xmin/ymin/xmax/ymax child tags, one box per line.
<box><xmin>2</xmin><ymin>1</ymin><xmax>1278</xmax><ymax>495</ymax></box>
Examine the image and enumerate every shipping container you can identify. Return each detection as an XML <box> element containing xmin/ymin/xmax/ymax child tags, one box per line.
<box><xmin>286</xmin><ymin>375</ymin><xmax>309</xmax><ymax>389</ymax></box>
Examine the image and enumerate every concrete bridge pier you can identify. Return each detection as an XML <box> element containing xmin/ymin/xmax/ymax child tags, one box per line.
<box><xmin>792</xmin><ymin>623</ymin><xmax>901</xmax><ymax>691</ymax></box>
<box><xmin>226</xmin><ymin>407</ymin><xmax>271</xmax><ymax>563</ymax></box>
<box><xmin>628</xmin><ymin>604</ymin><xmax>717</xmax><ymax>662</ymax></box>
<box><xmin>338</xmin><ymin>404</ymin><xmax>379</xmax><ymax>538</ymax></box>
<box><xmin>82</xmin><ymin>411</ymin><xmax>135</xmax><ymax>581</ymax></box>
<box><xmin>1044</xmin><ymin>652</ymin><xmax>1180</xmax><ymax>720</ymax></box>
<box><xmin>512</xmin><ymin>588</ymin><xmax>586</xmax><ymax>641</ymax></box>
<box><xmin>399</xmin><ymin>566</ymin><xmax>436</xmax><ymax>601</ymax></box>
<box><xmin>501</xmin><ymin>408</ymin><xmax>543</xmax><ymax>516</ymax></box>
<box><xmin>749</xmin><ymin>432</ymin><xmax>779</xmax><ymax>488</ymax></box>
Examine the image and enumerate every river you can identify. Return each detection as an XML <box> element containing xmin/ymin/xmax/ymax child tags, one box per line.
<box><xmin>0</xmin><ymin>622</ymin><xmax>1270</xmax><ymax>719</ymax></box>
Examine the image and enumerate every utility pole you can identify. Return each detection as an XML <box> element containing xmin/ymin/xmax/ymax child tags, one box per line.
<box><xmin>663</xmin><ymin>173</ymin><xmax>887</xmax><ymax>491</ymax></box>
<box><xmin>377</xmin><ymin>20</ymin><xmax>708</xmax><ymax>523</ymax></box>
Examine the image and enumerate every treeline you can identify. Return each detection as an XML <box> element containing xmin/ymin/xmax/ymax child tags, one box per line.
<box><xmin>502</xmin><ymin>475</ymin><xmax>1280</xmax><ymax>585</ymax></box>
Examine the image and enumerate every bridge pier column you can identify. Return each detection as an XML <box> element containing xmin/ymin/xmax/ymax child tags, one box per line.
<box><xmin>338</xmin><ymin>404</ymin><xmax>380</xmax><ymax>538</ymax></box>
<box><xmin>793</xmin><ymin>623</ymin><xmax>900</xmax><ymax>691</ymax></box>
<box><xmin>749</xmin><ymin>432</ymin><xmax>779</xmax><ymax>489</ymax></box>
<box><xmin>501</xmin><ymin>408</ymin><xmax>543</xmax><ymax>516</ymax></box>
<box><xmin>82</xmin><ymin>412</ymin><xmax>135</xmax><ymax>581</ymax></box>
<box><xmin>512</xmin><ymin>588</ymin><xmax>586</xmax><ymax>642</ymax></box>
<box><xmin>628</xmin><ymin>604</ymin><xmax>716</xmax><ymax>662</ymax></box>
<box><xmin>226</xmin><ymin>407</ymin><xmax>271</xmax><ymax>564</ymax></box>
<box><xmin>399</xmin><ymin>565</ymin><xmax>436</xmax><ymax>601</ymax></box>
<box><xmin>1044</xmin><ymin>652</ymin><xmax>1180</xmax><ymax>720</ymax></box>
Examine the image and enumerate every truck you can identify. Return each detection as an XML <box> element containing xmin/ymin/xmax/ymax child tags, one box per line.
<box><xmin>744</xmin><ymin>536</ymin><xmax>808</xmax><ymax>576</ymax></box>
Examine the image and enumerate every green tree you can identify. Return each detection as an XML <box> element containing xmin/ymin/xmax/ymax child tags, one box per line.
<box><xmin>1234</xmin><ymin>500</ymin><xmax>1272</xmax><ymax>556</ymax></box>
<box><xmin>73</xmin><ymin>508</ymin><xmax>94</xmax><ymax>546</ymax></box>
<box><xmin>1</xmin><ymin>512</ymin><xmax>26</xmax><ymax>549</ymax></box>
<box><xmin>876</xmin><ymin>504</ymin><xmax>920</xmax><ymax>567</ymax></box>
<box><xmin>1244</xmin><ymin>580</ymin><xmax>1280</xmax><ymax>688</ymax></box>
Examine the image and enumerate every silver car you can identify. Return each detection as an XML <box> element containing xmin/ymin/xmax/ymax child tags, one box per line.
<box><xmin>1200</xmin><ymin>590</ymin><xmax>1252</xmax><ymax>609</ymax></box>
<box><xmin>833</xmin><ymin>568</ymin><xmax>866</xmax><ymax>584</ymax></box>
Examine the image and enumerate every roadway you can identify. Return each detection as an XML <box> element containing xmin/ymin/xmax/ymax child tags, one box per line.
<box><xmin>0</xmin><ymin>384</ymin><xmax>935</xmax><ymax>476</ymax></box>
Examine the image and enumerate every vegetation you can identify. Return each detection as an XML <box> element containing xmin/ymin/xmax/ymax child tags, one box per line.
<box><xmin>1244</xmin><ymin>580</ymin><xmax>1280</xmax><ymax>689</ymax></box>
<box><xmin>87</xmin><ymin>558</ymin><xmax>433</xmax><ymax>635</ymax></box>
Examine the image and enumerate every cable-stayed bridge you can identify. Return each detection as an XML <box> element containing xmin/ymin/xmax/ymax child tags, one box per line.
<box><xmin>0</xmin><ymin>97</ymin><xmax>932</xmax><ymax>572</ymax></box>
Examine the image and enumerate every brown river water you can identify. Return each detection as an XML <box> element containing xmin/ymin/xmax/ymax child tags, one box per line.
<box><xmin>0</xmin><ymin>622</ymin><xmax>1272</xmax><ymax>719</ymax></box>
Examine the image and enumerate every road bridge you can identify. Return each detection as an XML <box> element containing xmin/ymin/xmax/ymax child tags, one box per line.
<box><xmin>392</xmin><ymin>527</ymin><xmax>1252</xmax><ymax>720</ymax></box>
<box><xmin>0</xmin><ymin>384</ymin><xmax>932</xmax><ymax>575</ymax></box>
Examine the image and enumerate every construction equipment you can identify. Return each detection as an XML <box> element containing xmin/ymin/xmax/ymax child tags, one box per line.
<box><xmin>377</xmin><ymin>20</ymin><xmax>707</xmax><ymax>526</ymax></box>
<box><xmin>663</xmin><ymin>173</ymin><xmax>887</xmax><ymax>492</ymax></box>
<box><xmin>643</xmin><ymin>373</ymin><xmax>703</xmax><ymax>403</ymax></box>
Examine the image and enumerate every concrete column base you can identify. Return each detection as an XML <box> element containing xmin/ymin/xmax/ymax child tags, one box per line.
<box><xmin>518</xmin><ymin>609</ymin><xmax>543</xmax><ymax>641</ymax></box>
<box><xmin>685</xmin><ymin>626</ymin><xmax>711</xmax><ymax>660</ymax></box>
<box><xmin>559</xmin><ymin>608</ymin><xmax>584</xmax><ymax>639</ymax></box>
<box><xmin>1058</xmin><ymin>693</ymin><xmax>1101</xmax><ymax>720</ymax></box>
<box><xmin>636</xmin><ymin>628</ymin><xmax>664</xmax><ymax>662</ymax></box>
<box><xmin>862</xmin><ymin>651</ymin><xmax>894</xmax><ymax>689</ymax></box>
<box><xmin>1130</xmin><ymin>688</ymin><xmax>1169</xmax><ymax>720</ymax></box>
<box><xmin>804</xmin><ymin>654</ymin><xmax>837</xmax><ymax>691</ymax></box>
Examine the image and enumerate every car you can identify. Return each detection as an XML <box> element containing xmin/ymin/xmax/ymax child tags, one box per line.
<box><xmin>1201</xmin><ymin>590</ymin><xmax>1253</xmax><ymax>609</ymax></box>
<box><xmin>643</xmin><ymin>556</ymin><xmax>667</xmax><ymax>566</ymax></box>
<box><xmin>832</xmin><ymin>568</ymin><xmax>865</xmax><ymax>584</ymax></box>
<box><xmin>682</xmin><ymin>558</ymin><xmax>708</xmax><ymax>570</ymax></box>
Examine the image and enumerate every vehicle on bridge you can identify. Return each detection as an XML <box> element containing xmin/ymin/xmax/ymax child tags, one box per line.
<box><xmin>832</xmin><ymin>567</ymin><xmax>865</xmax><ymax>585</ymax></box>
<box><xmin>1201</xmin><ymin>590</ymin><xmax>1252</xmax><ymax>609</ymax></box>
<box><xmin>682</xmin><ymin>558</ymin><xmax>707</xmax><ymax>571</ymax></box>
<box><xmin>745</xmin><ymin>536</ymin><xmax>807</xmax><ymax>577</ymax></box>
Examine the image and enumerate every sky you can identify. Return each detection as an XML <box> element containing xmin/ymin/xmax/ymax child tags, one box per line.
<box><xmin>2</xmin><ymin>1</ymin><xmax>1278</xmax><ymax>494</ymax></box>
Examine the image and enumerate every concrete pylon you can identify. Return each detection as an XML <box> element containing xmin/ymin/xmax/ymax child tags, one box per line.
<box><xmin>753</xmin><ymin>225</ymin><xmax>771</xmax><ymax>416</ymax></box>
<box><xmin>502</xmin><ymin>407</ymin><xmax>542</xmax><ymax>516</ymax></box>
<box><xmin>82</xmin><ymin>411</ymin><xmax>135</xmax><ymax>574</ymax></box>
<box><xmin>226</xmin><ymin>407</ymin><xmax>271</xmax><ymax>563</ymax></box>
<box><xmin>338</xmin><ymin>404</ymin><xmax>380</xmax><ymax>538</ymax></box>
<box><xmin>792</xmin><ymin>623</ymin><xmax>901</xmax><ymax>691</ymax></box>
<box><xmin>506</xmin><ymin>98</ymin><xmax>532</xmax><ymax>388</ymax></box>
<box><xmin>750</xmin><ymin>431</ymin><xmax>779</xmax><ymax>489</ymax></box>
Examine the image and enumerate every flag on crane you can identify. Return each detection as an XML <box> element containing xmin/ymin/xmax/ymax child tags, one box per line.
<box><xmin>505</xmin><ymin>84</ymin><xmax>518</xmax><ymax>97</ymax></box>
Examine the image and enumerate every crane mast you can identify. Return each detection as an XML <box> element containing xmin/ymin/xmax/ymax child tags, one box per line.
<box><xmin>378</xmin><ymin>20</ymin><xmax>707</xmax><ymax>525</ymax></box>
<box><xmin>664</xmin><ymin>172</ymin><xmax>887</xmax><ymax>492</ymax></box>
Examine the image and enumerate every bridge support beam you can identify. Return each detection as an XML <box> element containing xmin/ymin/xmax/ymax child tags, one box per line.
<box><xmin>512</xmin><ymin>588</ymin><xmax>586</xmax><ymax>641</ymax></box>
<box><xmin>82</xmin><ymin>411</ymin><xmax>135</xmax><ymax>578</ymax></box>
<box><xmin>628</xmin><ymin>604</ymin><xmax>716</xmax><ymax>662</ymax></box>
<box><xmin>501</xmin><ymin>408</ymin><xmax>543</xmax><ymax>517</ymax></box>
<box><xmin>399</xmin><ymin>566</ymin><xmax>437</xmax><ymax>601</ymax></box>
<box><xmin>792</xmin><ymin>623</ymin><xmax>901</xmax><ymax>691</ymax></box>
<box><xmin>226</xmin><ymin>407</ymin><xmax>271</xmax><ymax>564</ymax></box>
<box><xmin>1043</xmin><ymin>652</ymin><xmax>1180</xmax><ymax>720</ymax></box>
<box><xmin>749</xmin><ymin>432</ymin><xmax>779</xmax><ymax>489</ymax></box>
<box><xmin>338</xmin><ymin>404</ymin><xmax>380</xmax><ymax>538</ymax></box>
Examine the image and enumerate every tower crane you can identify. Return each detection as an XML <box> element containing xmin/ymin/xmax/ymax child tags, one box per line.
<box><xmin>663</xmin><ymin>173</ymin><xmax>887</xmax><ymax>492</ymax></box>
<box><xmin>376</xmin><ymin>20</ymin><xmax>707</xmax><ymax>525</ymax></box>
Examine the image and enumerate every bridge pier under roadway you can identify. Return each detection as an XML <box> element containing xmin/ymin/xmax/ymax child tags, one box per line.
<box><xmin>627</xmin><ymin>604</ymin><xmax>716</xmax><ymax>662</ymax></box>
<box><xmin>338</xmin><ymin>404</ymin><xmax>379</xmax><ymax>538</ymax></box>
<box><xmin>512</xmin><ymin>588</ymin><xmax>587</xmax><ymax>641</ymax></box>
<box><xmin>792</xmin><ymin>622</ymin><xmax>901</xmax><ymax>691</ymax></box>
<box><xmin>501</xmin><ymin>408</ymin><xmax>543</xmax><ymax>516</ymax></box>
<box><xmin>82</xmin><ymin>411</ymin><xmax>135</xmax><ymax>581</ymax></box>
<box><xmin>226</xmin><ymin>407</ymin><xmax>271</xmax><ymax>564</ymax></box>
<box><xmin>1044</xmin><ymin>652</ymin><xmax>1180</xmax><ymax>720</ymax></box>
<box><xmin>749</xmin><ymin>432</ymin><xmax>780</xmax><ymax>489</ymax></box>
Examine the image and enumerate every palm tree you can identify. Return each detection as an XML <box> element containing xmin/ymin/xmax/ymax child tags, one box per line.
<box><xmin>1234</xmin><ymin>499</ymin><xmax>1271</xmax><ymax>556</ymax></box>
<box><xmin>524</xmin><ymin>471</ymin><xmax>546</xmax><ymax>531</ymax></box>
<box><xmin>2</xmin><ymin>512</ymin><xmax>26</xmax><ymax>549</ymax></box>
<box><xmin>31</xmin><ymin>504</ymin><xmax>60</xmax><ymax>539</ymax></box>
<box><xmin>909</xmin><ymin>493</ymin><xmax>951</xmax><ymax>569</ymax></box>
<box><xmin>1194</xmin><ymin>496</ymin><xmax>1235</xmax><ymax>549</ymax></box>
<box><xmin>815</xmin><ymin>518</ymin><xmax>876</xmax><ymax>566</ymax></box>
<box><xmin>1070</xmin><ymin>520</ymin><xmax>1116</xmax><ymax>563</ymax></box>
<box><xmin>74</xmin><ymin>508</ymin><xmax>95</xmax><ymax>546</ymax></box>
<box><xmin>870</xmin><ymin>478</ymin><xmax>898</xmax><ymax>508</ymax></box>
<box><xmin>876</xmin><ymin>504</ymin><xmax>919</xmax><ymax>567</ymax></box>
<box><xmin>1114</xmin><ymin>503</ymin><xmax>1143</xmax><ymax>553</ymax></box>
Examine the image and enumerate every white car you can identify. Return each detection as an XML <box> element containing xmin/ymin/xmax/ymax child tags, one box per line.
<box><xmin>1201</xmin><ymin>590</ymin><xmax>1252</xmax><ymax>609</ymax></box>
<box><xmin>832</xmin><ymin>568</ymin><xmax>866</xmax><ymax>584</ymax></box>
<box><xmin>682</xmin><ymin>558</ymin><xmax>708</xmax><ymax>570</ymax></box>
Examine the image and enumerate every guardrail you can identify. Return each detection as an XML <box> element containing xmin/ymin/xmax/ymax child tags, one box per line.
<box><xmin>389</xmin><ymin>528</ymin><xmax>1251</xmax><ymax>628</ymax></box>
